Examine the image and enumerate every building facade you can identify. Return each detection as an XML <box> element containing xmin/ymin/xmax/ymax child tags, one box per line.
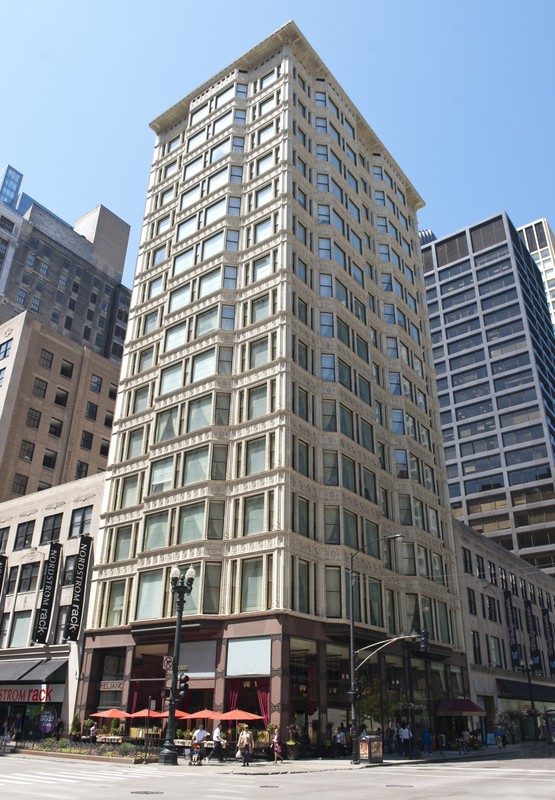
<box><xmin>0</xmin><ymin>473</ymin><xmax>104</xmax><ymax>738</ymax></box>
<box><xmin>0</xmin><ymin>313</ymin><xmax>120</xmax><ymax>501</ymax></box>
<box><xmin>79</xmin><ymin>22</ymin><xmax>465</xmax><ymax>748</ymax></box>
<box><xmin>455</xmin><ymin>518</ymin><xmax>555</xmax><ymax>742</ymax></box>
<box><xmin>517</xmin><ymin>218</ymin><xmax>555</xmax><ymax>329</ymax></box>
<box><xmin>0</xmin><ymin>167</ymin><xmax>131</xmax><ymax>365</ymax></box>
<box><xmin>422</xmin><ymin>213</ymin><xmax>555</xmax><ymax>574</ymax></box>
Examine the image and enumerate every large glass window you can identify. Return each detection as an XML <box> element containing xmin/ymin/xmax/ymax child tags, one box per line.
<box><xmin>136</xmin><ymin>570</ymin><xmax>163</xmax><ymax>620</ymax></box>
<box><xmin>246</xmin><ymin>438</ymin><xmax>266</xmax><ymax>474</ymax></box>
<box><xmin>70</xmin><ymin>506</ymin><xmax>92</xmax><ymax>537</ymax></box>
<box><xmin>241</xmin><ymin>558</ymin><xmax>264</xmax><ymax>612</ymax></box>
<box><xmin>149</xmin><ymin>458</ymin><xmax>174</xmax><ymax>494</ymax></box>
<box><xmin>179</xmin><ymin>503</ymin><xmax>205</xmax><ymax>543</ymax></box>
<box><xmin>114</xmin><ymin>526</ymin><xmax>132</xmax><ymax>561</ymax></box>
<box><xmin>107</xmin><ymin>581</ymin><xmax>126</xmax><ymax>626</ymax></box>
<box><xmin>244</xmin><ymin>495</ymin><xmax>264</xmax><ymax>535</ymax></box>
<box><xmin>40</xmin><ymin>514</ymin><xmax>62</xmax><ymax>544</ymax></box>
<box><xmin>9</xmin><ymin>610</ymin><xmax>32</xmax><ymax>647</ymax></box>
<box><xmin>188</xmin><ymin>395</ymin><xmax>213</xmax><ymax>431</ymax></box>
<box><xmin>155</xmin><ymin>408</ymin><xmax>178</xmax><ymax>442</ymax></box>
<box><xmin>183</xmin><ymin>446</ymin><xmax>209</xmax><ymax>485</ymax></box>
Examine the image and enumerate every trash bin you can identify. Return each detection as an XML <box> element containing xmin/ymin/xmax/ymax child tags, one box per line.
<box><xmin>359</xmin><ymin>733</ymin><xmax>383</xmax><ymax>764</ymax></box>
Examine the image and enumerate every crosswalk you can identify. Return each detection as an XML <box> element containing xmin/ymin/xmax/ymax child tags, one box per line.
<box><xmin>0</xmin><ymin>765</ymin><xmax>133</xmax><ymax>788</ymax></box>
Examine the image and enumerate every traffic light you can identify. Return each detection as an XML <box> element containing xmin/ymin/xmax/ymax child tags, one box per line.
<box><xmin>419</xmin><ymin>629</ymin><xmax>429</xmax><ymax>653</ymax></box>
<box><xmin>354</xmin><ymin>680</ymin><xmax>363</xmax><ymax>701</ymax></box>
<box><xmin>178</xmin><ymin>673</ymin><xmax>189</xmax><ymax>699</ymax></box>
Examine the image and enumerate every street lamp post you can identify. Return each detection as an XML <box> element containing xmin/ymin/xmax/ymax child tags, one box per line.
<box><xmin>348</xmin><ymin>534</ymin><xmax>402</xmax><ymax>764</ymax></box>
<box><xmin>159</xmin><ymin>565</ymin><xmax>196</xmax><ymax>766</ymax></box>
<box><xmin>519</xmin><ymin>659</ymin><xmax>538</xmax><ymax>741</ymax></box>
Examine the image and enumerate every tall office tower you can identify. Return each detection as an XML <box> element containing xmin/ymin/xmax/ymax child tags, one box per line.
<box><xmin>0</xmin><ymin>312</ymin><xmax>120</xmax><ymax>501</ymax></box>
<box><xmin>80</xmin><ymin>23</ymin><xmax>464</xmax><ymax>741</ymax></box>
<box><xmin>0</xmin><ymin>165</ymin><xmax>23</xmax><ymax>208</ymax></box>
<box><xmin>0</xmin><ymin>167</ymin><xmax>131</xmax><ymax>364</ymax></box>
<box><xmin>518</xmin><ymin>218</ymin><xmax>555</xmax><ymax>328</ymax></box>
<box><xmin>422</xmin><ymin>212</ymin><xmax>555</xmax><ymax>574</ymax></box>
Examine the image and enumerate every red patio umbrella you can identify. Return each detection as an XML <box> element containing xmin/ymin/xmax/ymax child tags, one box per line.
<box><xmin>158</xmin><ymin>709</ymin><xmax>193</xmax><ymax>719</ymax></box>
<box><xmin>185</xmin><ymin>708</ymin><xmax>220</xmax><ymax>720</ymax></box>
<box><xmin>128</xmin><ymin>708</ymin><xmax>165</xmax><ymax>719</ymax></box>
<box><xmin>219</xmin><ymin>709</ymin><xmax>264</xmax><ymax>721</ymax></box>
<box><xmin>89</xmin><ymin>708</ymin><xmax>131</xmax><ymax>719</ymax></box>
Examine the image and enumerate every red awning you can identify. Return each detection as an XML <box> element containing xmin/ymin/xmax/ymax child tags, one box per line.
<box><xmin>436</xmin><ymin>699</ymin><xmax>486</xmax><ymax>717</ymax></box>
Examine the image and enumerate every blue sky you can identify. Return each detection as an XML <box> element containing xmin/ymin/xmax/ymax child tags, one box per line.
<box><xmin>1</xmin><ymin>0</ymin><xmax>553</xmax><ymax>286</ymax></box>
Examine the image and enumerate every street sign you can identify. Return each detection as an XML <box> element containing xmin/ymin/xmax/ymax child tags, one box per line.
<box><xmin>178</xmin><ymin>665</ymin><xmax>189</xmax><ymax>671</ymax></box>
<box><xmin>163</xmin><ymin>656</ymin><xmax>173</xmax><ymax>671</ymax></box>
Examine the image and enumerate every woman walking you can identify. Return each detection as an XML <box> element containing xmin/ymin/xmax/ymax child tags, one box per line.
<box><xmin>237</xmin><ymin>724</ymin><xmax>254</xmax><ymax>766</ymax></box>
<box><xmin>271</xmin><ymin>729</ymin><xmax>284</xmax><ymax>764</ymax></box>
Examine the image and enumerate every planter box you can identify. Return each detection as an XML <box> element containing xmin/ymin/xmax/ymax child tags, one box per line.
<box><xmin>286</xmin><ymin>743</ymin><xmax>301</xmax><ymax>760</ymax></box>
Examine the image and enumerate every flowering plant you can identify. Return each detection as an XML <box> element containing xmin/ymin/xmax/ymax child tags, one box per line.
<box><xmin>397</xmin><ymin>702</ymin><xmax>424</xmax><ymax>715</ymax></box>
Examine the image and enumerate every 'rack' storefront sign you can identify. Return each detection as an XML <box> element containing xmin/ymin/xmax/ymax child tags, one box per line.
<box><xmin>64</xmin><ymin>535</ymin><xmax>93</xmax><ymax>642</ymax></box>
<box><xmin>0</xmin><ymin>684</ymin><xmax>65</xmax><ymax>703</ymax></box>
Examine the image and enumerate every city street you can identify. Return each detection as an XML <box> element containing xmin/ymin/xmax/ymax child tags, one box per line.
<box><xmin>1</xmin><ymin>753</ymin><xmax>554</xmax><ymax>800</ymax></box>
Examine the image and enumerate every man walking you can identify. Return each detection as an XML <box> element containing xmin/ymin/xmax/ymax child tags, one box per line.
<box><xmin>208</xmin><ymin>722</ymin><xmax>225</xmax><ymax>762</ymax></box>
<box><xmin>400</xmin><ymin>724</ymin><xmax>412</xmax><ymax>757</ymax></box>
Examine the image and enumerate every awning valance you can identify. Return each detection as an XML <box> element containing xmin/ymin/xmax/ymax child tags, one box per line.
<box><xmin>436</xmin><ymin>698</ymin><xmax>486</xmax><ymax>716</ymax></box>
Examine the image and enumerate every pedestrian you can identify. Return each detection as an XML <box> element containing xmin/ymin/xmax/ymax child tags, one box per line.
<box><xmin>494</xmin><ymin>725</ymin><xmax>503</xmax><ymax>748</ymax></box>
<box><xmin>422</xmin><ymin>728</ymin><xmax>432</xmax><ymax>755</ymax></box>
<box><xmin>271</xmin><ymin>728</ymin><xmax>284</xmax><ymax>764</ymax></box>
<box><xmin>400</xmin><ymin>724</ymin><xmax>412</xmax><ymax>757</ymax></box>
<box><xmin>462</xmin><ymin>729</ymin><xmax>471</xmax><ymax>754</ymax></box>
<box><xmin>237</xmin><ymin>723</ymin><xmax>254</xmax><ymax>766</ymax></box>
<box><xmin>11</xmin><ymin>714</ymin><xmax>22</xmax><ymax>742</ymax></box>
<box><xmin>208</xmin><ymin>722</ymin><xmax>225</xmax><ymax>762</ymax></box>
<box><xmin>191</xmin><ymin>722</ymin><xmax>208</xmax><ymax>765</ymax></box>
<box><xmin>0</xmin><ymin>720</ymin><xmax>10</xmax><ymax>752</ymax></box>
<box><xmin>55</xmin><ymin>718</ymin><xmax>64</xmax><ymax>741</ymax></box>
<box><xmin>385</xmin><ymin>727</ymin><xmax>395</xmax><ymax>755</ymax></box>
<box><xmin>335</xmin><ymin>726</ymin><xmax>346</xmax><ymax>758</ymax></box>
<box><xmin>90</xmin><ymin>723</ymin><xmax>98</xmax><ymax>744</ymax></box>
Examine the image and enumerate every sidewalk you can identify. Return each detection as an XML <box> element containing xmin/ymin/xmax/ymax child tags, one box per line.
<box><xmin>6</xmin><ymin>739</ymin><xmax>552</xmax><ymax>772</ymax></box>
<box><xmin>194</xmin><ymin>739</ymin><xmax>553</xmax><ymax>774</ymax></box>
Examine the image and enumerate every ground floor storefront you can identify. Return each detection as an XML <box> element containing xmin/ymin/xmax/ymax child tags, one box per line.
<box><xmin>77</xmin><ymin>615</ymin><xmax>468</xmax><ymax>754</ymax></box>
<box><xmin>469</xmin><ymin>670</ymin><xmax>555</xmax><ymax>744</ymax></box>
<box><xmin>0</xmin><ymin>656</ymin><xmax>68</xmax><ymax>739</ymax></box>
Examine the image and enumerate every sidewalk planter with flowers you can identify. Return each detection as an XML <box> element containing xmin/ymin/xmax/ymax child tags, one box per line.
<box><xmin>286</xmin><ymin>741</ymin><xmax>301</xmax><ymax>759</ymax></box>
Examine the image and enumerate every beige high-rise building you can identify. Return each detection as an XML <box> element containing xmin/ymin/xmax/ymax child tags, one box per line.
<box><xmin>79</xmin><ymin>22</ymin><xmax>466</xmax><ymax>746</ymax></box>
<box><xmin>0</xmin><ymin>312</ymin><xmax>120</xmax><ymax>501</ymax></box>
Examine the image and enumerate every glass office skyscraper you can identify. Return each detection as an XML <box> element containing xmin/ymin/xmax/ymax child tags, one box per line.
<box><xmin>423</xmin><ymin>212</ymin><xmax>555</xmax><ymax>574</ymax></box>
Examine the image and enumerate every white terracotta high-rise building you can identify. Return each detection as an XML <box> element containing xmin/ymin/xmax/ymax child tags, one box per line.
<box><xmin>79</xmin><ymin>22</ymin><xmax>466</xmax><ymax>745</ymax></box>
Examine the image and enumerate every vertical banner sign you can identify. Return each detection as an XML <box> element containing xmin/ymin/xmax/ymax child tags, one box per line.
<box><xmin>524</xmin><ymin>599</ymin><xmax>541</xmax><ymax>668</ymax></box>
<box><xmin>33</xmin><ymin>542</ymin><xmax>62</xmax><ymax>644</ymax></box>
<box><xmin>0</xmin><ymin>554</ymin><xmax>7</xmax><ymax>596</ymax></box>
<box><xmin>64</xmin><ymin>535</ymin><xmax>92</xmax><ymax>642</ymax></box>
<box><xmin>504</xmin><ymin>590</ymin><xmax>520</xmax><ymax>669</ymax></box>
<box><xmin>541</xmin><ymin>608</ymin><xmax>555</xmax><ymax>677</ymax></box>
